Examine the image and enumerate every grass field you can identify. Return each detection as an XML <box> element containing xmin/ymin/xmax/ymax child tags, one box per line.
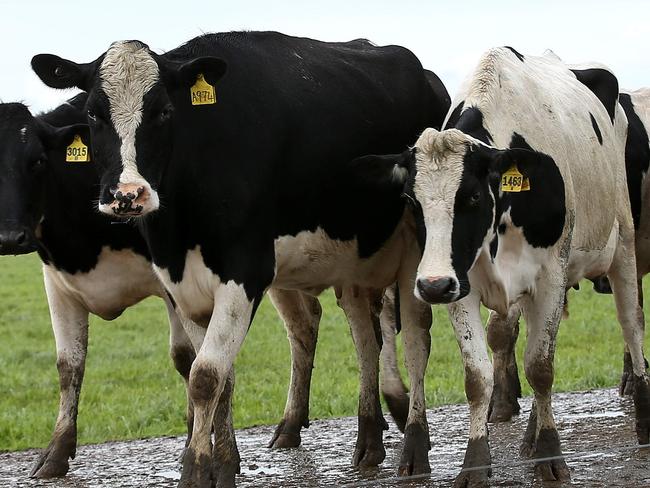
<box><xmin>1</xmin><ymin>253</ymin><xmax>647</xmax><ymax>451</ymax></box>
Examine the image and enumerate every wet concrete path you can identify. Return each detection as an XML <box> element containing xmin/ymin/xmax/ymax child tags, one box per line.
<box><xmin>2</xmin><ymin>388</ymin><xmax>649</xmax><ymax>487</ymax></box>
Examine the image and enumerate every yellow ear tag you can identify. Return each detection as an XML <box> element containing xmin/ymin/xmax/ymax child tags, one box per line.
<box><xmin>190</xmin><ymin>73</ymin><xmax>216</xmax><ymax>106</ymax></box>
<box><xmin>501</xmin><ymin>164</ymin><xmax>530</xmax><ymax>192</ymax></box>
<box><xmin>66</xmin><ymin>134</ymin><xmax>90</xmax><ymax>163</ymax></box>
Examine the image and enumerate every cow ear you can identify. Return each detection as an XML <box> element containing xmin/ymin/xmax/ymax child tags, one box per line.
<box><xmin>37</xmin><ymin>120</ymin><xmax>90</xmax><ymax>152</ymax></box>
<box><xmin>31</xmin><ymin>54</ymin><xmax>98</xmax><ymax>91</ymax></box>
<box><xmin>349</xmin><ymin>148</ymin><xmax>415</xmax><ymax>190</ymax></box>
<box><xmin>160</xmin><ymin>56</ymin><xmax>228</xmax><ymax>88</ymax></box>
<box><xmin>487</xmin><ymin>147</ymin><xmax>539</xmax><ymax>179</ymax></box>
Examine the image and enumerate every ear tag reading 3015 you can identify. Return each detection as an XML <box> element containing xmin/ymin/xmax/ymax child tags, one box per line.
<box><xmin>501</xmin><ymin>164</ymin><xmax>530</xmax><ymax>192</ymax></box>
<box><xmin>66</xmin><ymin>134</ymin><xmax>90</xmax><ymax>163</ymax></box>
<box><xmin>191</xmin><ymin>73</ymin><xmax>216</xmax><ymax>105</ymax></box>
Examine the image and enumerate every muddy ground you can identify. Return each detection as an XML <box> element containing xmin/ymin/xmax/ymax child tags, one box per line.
<box><xmin>1</xmin><ymin>388</ymin><xmax>649</xmax><ymax>487</ymax></box>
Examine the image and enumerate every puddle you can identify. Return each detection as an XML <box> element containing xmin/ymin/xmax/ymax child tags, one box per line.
<box><xmin>0</xmin><ymin>388</ymin><xmax>647</xmax><ymax>487</ymax></box>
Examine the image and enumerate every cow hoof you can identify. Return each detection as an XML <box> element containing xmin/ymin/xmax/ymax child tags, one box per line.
<box><xmin>267</xmin><ymin>419</ymin><xmax>303</xmax><ymax>448</ymax></box>
<box><xmin>179</xmin><ymin>447</ymin><xmax>213</xmax><ymax>488</ymax></box>
<box><xmin>488</xmin><ymin>396</ymin><xmax>520</xmax><ymax>423</ymax></box>
<box><xmin>397</xmin><ymin>423</ymin><xmax>431</xmax><ymax>476</ymax></box>
<box><xmin>453</xmin><ymin>469</ymin><xmax>490</xmax><ymax>488</ymax></box>
<box><xmin>633</xmin><ymin>374</ymin><xmax>650</xmax><ymax>444</ymax></box>
<box><xmin>30</xmin><ymin>438</ymin><xmax>74</xmax><ymax>479</ymax></box>
<box><xmin>30</xmin><ymin>453</ymin><xmax>70</xmax><ymax>479</ymax></box>
<box><xmin>535</xmin><ymin>459</ymin><xmax>571</xmax><ymax>481</ymax></box>
<box><xmin>382</xmin><ymin>388</ymin><xmax>409</xmax><ymax>433</ymax></box>
<box><xmin>212</xmin><ymin>462</ymin><xmax>239</xmax><ymax>488</ymax></box>
<box><xmin>352</xmin><ymin>414</ymin><xmax>387</xmax><ymax>467</ymax></box>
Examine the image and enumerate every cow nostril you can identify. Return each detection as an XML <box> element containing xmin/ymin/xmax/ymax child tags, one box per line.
<box><xmin>417</xmin><ymin>276</ymin><xmax>458</xmax><ymax>302</ymax></box>
<box><xmin>15</xmin><ymin>231</ymin><xmax>26</xmax><ymax>245</ymax></box>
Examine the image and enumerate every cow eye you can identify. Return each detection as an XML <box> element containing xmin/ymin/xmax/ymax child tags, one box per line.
<box><xmin>30</xmin><ymin>156</ymin><xmax>46</xmax><ymax>173</ymax></box>
<box><xmin>469</xmin><ymin>191</ymin><xmax>481</xmax><ymax>205</ymax></box>
<box><xmin>87</xmin><ymin>108</ymin><xmax>97</xmax><ymax>122</ymax></box>
<box><xmin>158</xmin><ymin>104</ymin><xmax>174</xmax><ymax>123</ymax></box>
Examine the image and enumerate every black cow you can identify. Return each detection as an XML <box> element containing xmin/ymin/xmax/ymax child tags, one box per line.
<box><xmin>0</xmin><ymin>95</ymin><xmax>419</xmax><ymax>479</ymax></box>
<box><xmin>32</xmin><ymin>31</ymin><xmax>449</xmax><ymax>487</ymax></box>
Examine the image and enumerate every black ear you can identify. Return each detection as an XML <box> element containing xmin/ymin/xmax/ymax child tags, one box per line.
<box><xmin>487</xmin><ymin>147</ymin><xmax>540</xmax><ymax>179</ymax></box>
<box><xmin>37</xmin><ymin>120</ymin><xmax>90</xmax><ymax>151</ymax></box>
<box><xmin>349</xmin><ymin>148</ymin><xmax>414</xmax><ymax>189</ymax></box>
<box><xmin>160</xmin><ymin>56</ymin><xmax>228</xmax><ymax>87</ymax></box>
<box><xmin>31</xmin><ymin>54</ymin><xmax>99</xmax><ymax>91</ymax></box>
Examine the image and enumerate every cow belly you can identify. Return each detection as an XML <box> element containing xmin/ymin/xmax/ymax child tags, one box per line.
<box><xmin>567</xmin><ymin>224</ymin><xmax>618</xmax><ymax>285</ymax></box>
<box><xmin>272</xmin><ymin>227</ymin><xmax>405</xmax><ymax>292</ymax></box>
<box><xmin>47</xmin><ymin>247</ymin><xmax>163</xmax><ymax>320</ymax></box>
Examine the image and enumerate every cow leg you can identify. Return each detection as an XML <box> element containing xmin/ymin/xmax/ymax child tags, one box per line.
<box><xmin>396</xmin><ymin>271</ymin><xmax>433</xmax><ymax>477</ymax></box>
<box><xmin>487</xmin><ymin>306</ymin><xmax>522</xmax><ymax>423</ymax></box>
<box><xmin>211</xmin><ymin>368</ymin><xmax>240</xmax><ymax>487</ymax></box>
<box><xmin>267</xmin><ymin>289</ymin><xmax>321</xmax><ymax>448</ymax></box>
<box><xmin>179</xmin><ymin>282</ymin><xmax>256</xmax><ymax>488</ymax></box>
<box><xmin>379</xmin><ymin>284</ymin><xmax>409</xmax><ymax>433</ymax></box>
<box><xmin>337</xmin><ymin>286</ymin><xmax>387</xmax><ymax>467</ymax></box>
<box><xmin>448</xmin><ymin>293</ymin><xmax>493</xmax><ymax>488</ymax></box>
<box><xmin>31</xmin><ymin>269</ymin><xmax>89</xmax><ymax>479</ymax></box>
<box><xmin>164</xmin><ymin>296</ymin><xmax>199</xmax><ymax>458</ymax></box>
<box><xmin>608</xmin><ymin>244</ymin><xmax>650</xmax><ymax>444</ymax></box>
<box><xmin>620</xmin><ymin>278</ymin><xmax>646</xmax><ymax>396</ymax></box>
<box><xmin>520</xmin><ymin>273</ymin><xmax>570</xmax><ymax>482</ymax></box>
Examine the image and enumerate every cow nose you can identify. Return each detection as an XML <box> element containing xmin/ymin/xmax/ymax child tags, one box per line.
<box><xmin>0</xmin><ymin>229</ymin><xmax>33</xmax><ymax>255</ymax></box>
<box><xmin>113</xmin><ymin>186</ymin><xmax>144</xmax><ymax>203</ymax></box>
<box><xmin>416</xmin><ymin>276</ymin><xmax>458</xmax><ymax>303</ymax></box>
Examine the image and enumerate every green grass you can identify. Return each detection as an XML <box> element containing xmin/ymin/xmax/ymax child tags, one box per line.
<box><xmin>0</xmin><ymin>253</ymin><xmax>647</xmax><ymax>451</ymax></box>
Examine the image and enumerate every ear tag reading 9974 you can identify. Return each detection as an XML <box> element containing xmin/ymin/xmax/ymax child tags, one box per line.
<box><xmin>191</xmin><ymin>73</ymin><xmax>216</xmax><ymax>106</ymax></box>
<box><xmin>66</xmin><ymin>134</ymin><xmax>90</xmax><ymax>163</ymax></box>
<box><xmin>501</xmin><ymin>164</ymin><xmax>530</xmax><ymax>192</ymax></box>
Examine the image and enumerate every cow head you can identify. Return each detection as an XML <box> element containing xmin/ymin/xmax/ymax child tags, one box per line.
<box><xmin>356</xmin><ymin>128</ymin><xmax>539</xmax><ymax>304</ymax></box>
<box><xmin>0</xmin><ymin>103</ymin><xmax>87</xmax><ymax>254</ymax></box>
<box><xmin>32</xmin><ymin>41</ymin><xmax>227</xmax><ymax>218</ymax></box>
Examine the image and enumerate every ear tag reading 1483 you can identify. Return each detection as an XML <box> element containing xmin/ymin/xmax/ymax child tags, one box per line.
<box><xmin>66</xmin><ymin>134</ymin><xmax>90</xmax><ymax>163</ymax></box>
<box><xmin>501</xmin><ymin>164</ymin><xmax>530</xmax><ymax>192</ymax></box>
<box><xmin>191</xmin><ymin>73</ymin><xmax>216</xmax><ymax>106</ymax></box>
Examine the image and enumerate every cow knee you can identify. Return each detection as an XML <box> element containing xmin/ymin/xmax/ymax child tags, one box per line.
<box><xmin>189</xmin><ymin>363</ymin><xmax>221</xmax><ymax>406</ymax></box>
<box><xmin>525</xmin><ymin>358</ymin><xmax>553</xmax><ymax>395</ymax></box>
<box><xmin>465</xmin><ymin>365</ymin><xmax>493</xmax><ymax>406</ymax></box>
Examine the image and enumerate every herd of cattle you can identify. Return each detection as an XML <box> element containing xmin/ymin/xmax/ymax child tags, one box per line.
<box><xmin>3</xmin><ymin>30</ymin><xmax>650</xmax><ymax>488</ymax></box>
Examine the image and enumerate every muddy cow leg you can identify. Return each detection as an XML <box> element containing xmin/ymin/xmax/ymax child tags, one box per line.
<box><xmin>487</xmin><ymin>306</ymin><xmax>522</xmax><ymax>423</ymax></box>
<box><xmin>396</xmin><ymin>268</ymin><xmax>433</xmax><ymax>477</ymax></box>
<box><xmin>620</xmin><ymin>278</ymin><xmax>647</xmax><ymax>396</ymax></box>
<box><xmin>211</xmin><ymin>368</ymin><xmax>240</xmax><ymax>487</ymax></box>
<box><xmin>31</xmin><ymin>268</ymin><xmax>89</xmax><ymax>479</ymax></box>
<box><xmin>608</xmin><ymin>244</ymin><xmax>650</xmax><ymax>444</ymax></box>
<box><xmin>164</xmin><ymin>295</ymin><xmax>199</xmax><ymax>458</ymax></box>
<box><xmin>267</xmin><ymin>289</ymin><xmax>321</xmax><ymax>448</ymax></box>
<box><xmin>448</xmin><ymin>292</ymin><xmax>493</xmax><ymax>488</ymax></box>
<box><xmin>337</xmin><ymin>286</ymin><xmax>387</xmax><ymax>467</ymax></box>
<box><xmin>379</xmin><ymin>284</ymin><xmax>409</xmax><ymax>433</ymax></box>
<box><xmin>179</xmin><ymin>282</ymin><xmax>257</xmax><ymax>488</ymax></box>
<box><xmin>520</xmin><ymin>268</ymin><xmax>570</xmax><ymax>482</ymax></box>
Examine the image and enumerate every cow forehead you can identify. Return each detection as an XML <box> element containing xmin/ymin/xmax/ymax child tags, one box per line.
<box><xmin>412</xmin><ymin>130</ymin><xmax>468</xmax><ymax>206</ymax></box>
<box><xmin>99</xmin><ymin>41</ymin><xmax>159</xmax><ymax>126</ymax></box>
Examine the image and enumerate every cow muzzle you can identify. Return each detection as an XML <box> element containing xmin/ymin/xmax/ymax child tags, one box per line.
<box><xmin>101</xmin><ymin>182</ymin><xmax>159</xmax><ymax>217</ymax></box>
<box><xmin>415</xmin><ymin>275</ymin><xmax>460</xmax><ymax>304</ymax></box>
<box><xmin>0</xmin><ymin>228</ymin><xmax>37</xmax><ymax>255</ymax></box>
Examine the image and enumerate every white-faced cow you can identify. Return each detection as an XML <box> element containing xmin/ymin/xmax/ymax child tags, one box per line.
<box><xmin>356</xmin><ymin>47</ymin><xmax>650</xmax><ymax>486</ymax></box>
<box><xmin>488</xmin><ymin>85</ymin><xmax>650</xmax><ymax>422</ymax></box>
<box><xmin>0</xmin><ymin>95</ymin><xmax>425</xmax><ymax>479</ymax></box>
<box><xmin>31</xmin><ymin>32</ymin><xmax>450</xmax><ymax>487</ymax></box>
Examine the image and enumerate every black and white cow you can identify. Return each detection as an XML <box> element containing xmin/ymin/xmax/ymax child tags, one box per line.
<box><xmin>0</xmin><ymin>95</ymin><xmax>420</xmax><ymax>479</ymax></box>
<box><xmin>31</xmin><ymin>31</ymin><xmax>448</xmax><ymax>486</ymax></box>
<box><xmin>356</xmin><ymin>47</ymin><xmax>650</xmax><ymax>486</ymax></box>
<box><xmin>488</xmin><ymin>85</ymin><xmax>650</xmax><ymax>422</ymax></box>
